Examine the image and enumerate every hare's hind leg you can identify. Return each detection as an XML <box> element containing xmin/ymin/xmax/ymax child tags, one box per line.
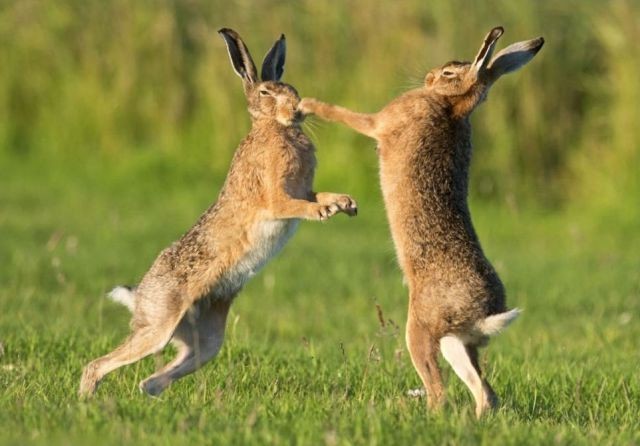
<box><xmin>139</xmin><ymin>299</ymin><xmax>231</xmax><ymax>396</ymax></box>
<box><xmin>79</xmin><ymin>323</ymin><xmax>180</xmax><ymax>397</ymax></box>
<box><xmin>406</xmin><ymin>312</ymin><xmax>444</xmax><ymax>410</ymax></box>
<box><xmin>79</xmin><ymin>293</ymin><xmax>186</xmax><ymax>398</ymax></box>
<box><xmin>439</xmin><ymin>336</ymin><xmax>497</xmax><ymax>417</ymax></box>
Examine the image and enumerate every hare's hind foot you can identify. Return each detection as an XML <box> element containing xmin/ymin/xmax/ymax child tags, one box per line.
<box><xmin>440</xmin><ymin>335</ymin><xmax>498</xmax><ymax>418</ymax></box>
<box><xmin>78</xmin><ymin>313</ymin><xmax>184</xmax><ymax>398</ymax></box>
<box><xmin>79</xmin><ymin>361</ymin><xmax>101</xmax><ymax>398</ymax></box>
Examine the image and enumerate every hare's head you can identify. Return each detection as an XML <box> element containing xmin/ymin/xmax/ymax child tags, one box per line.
<box><xmin>425</xmin><ymin>27</ymin><xmax>544</xmax><ymax>116</ymax></box>
<box><xmin>219</xmin><ymin>28</ymin><xmax>302</xmax><ymax>126</ymax></box>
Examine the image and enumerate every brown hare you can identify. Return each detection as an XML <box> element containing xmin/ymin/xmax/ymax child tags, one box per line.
<box><xmin>300</xmin><ymin>27</ymin><xmax>543</xmax><ymax>417</ymax></box>
<box><xmin>79</xmin><ymin>28</ymin><xmax>357</xmax><ymax>397</ymax></box>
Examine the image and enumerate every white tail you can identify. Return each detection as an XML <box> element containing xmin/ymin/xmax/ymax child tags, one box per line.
<box><xmin>107</xmin><ymin>286</ymin><xmax>135</xmax><ymax>312</ymax></box>
<box><xmin>475</xmin><ymin>308</ymin><xmax>522</xmax><ymax>336</ymax></box>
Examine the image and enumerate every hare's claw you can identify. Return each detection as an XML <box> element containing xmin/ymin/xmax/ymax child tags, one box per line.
<box><xmin>335</xmin><ymin>195</ymin><xmax>358</xmax><ymax>217</ymax></box>
<box><xmin>316</xmin><ymin>195</ymin><xmax>357</xmax><ymax>220</ymax></box>
<box><xmin>317</xmin><ymin>203</ymin><xmax>339</xmax><ymax>221</ymax></box>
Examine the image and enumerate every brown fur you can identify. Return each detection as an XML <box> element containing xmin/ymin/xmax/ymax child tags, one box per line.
<box><xmin>300</xmin><ymin>27</ymin><xmax>543</xmax><ymax>417</ymax></box>
<box><xmin>79</xmin><ymin>29</ymin><xmax>357</xmax><ymax>397</ymax></box>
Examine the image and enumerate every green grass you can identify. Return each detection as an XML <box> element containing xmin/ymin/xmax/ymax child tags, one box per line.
<box><xmin>1</xmin><ymin>154</ymin><xmax>638</xmax><ymax>445</ymax></box>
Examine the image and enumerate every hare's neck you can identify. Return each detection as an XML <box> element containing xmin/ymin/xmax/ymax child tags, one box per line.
<box><xmin>250</xmin><ymin>120</ymin><xmax>306</xmax><ymax>137</ymax></box>
<box><xmin>283</xmin><ymin>125</ymin><xmax>314</xmax><ymax>152</ymax></box>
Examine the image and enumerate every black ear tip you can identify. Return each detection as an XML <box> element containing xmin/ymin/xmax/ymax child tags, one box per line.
<box><xmin>492</xmin><ymin>26</ymin><xmax>505</xmax><ymax>38</ymax></box>
<box><xmin>532</xmin><ymin>37</ymin><xmax>545</xmax><ymax>53</ymax></box>
<box><xmin>218</xmin><ymin>28</ymin><xmax>240</xmax><ymax>39</ymax></box>
<box><xmin>280</xmin><ymin>33</ymin><xmax>286</xmax><ymax>40</ymax></box>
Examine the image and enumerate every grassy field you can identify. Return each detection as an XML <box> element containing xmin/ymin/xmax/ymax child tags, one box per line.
<box><xmin>1</xmin><ymin>154</ymin><xmax>638</xmax><ymax>445</ymax></box>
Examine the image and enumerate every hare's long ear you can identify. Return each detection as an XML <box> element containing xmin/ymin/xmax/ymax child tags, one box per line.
<box><xmin>218</xmin><ymin>28</ymin><xmax>258</xmax><ymax>90</ymax></box>
<box><xmin>471</xmin><ymin>26</ymin><xmax>504</xmax><ymax>76</ymax></box>
<box><xmin>261</xmin><ymin>34</ymin><xmax>286</xmax><ymax>81</ymax></box>
<box><xmin>487</xmin><ymin>37</ymin><xmax>544</xmax><ymax>79</ymax></box>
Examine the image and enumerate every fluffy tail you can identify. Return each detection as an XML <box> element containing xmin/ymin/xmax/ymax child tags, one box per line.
<box><xmin>107</xmin><ymin>286</ymin><xmax>136</xmax><ymax>313</ymax></box>
<box><xmin>474</xmin><ymin>308</ymin><xmax>522</xmax><ymax>336</ymax></box>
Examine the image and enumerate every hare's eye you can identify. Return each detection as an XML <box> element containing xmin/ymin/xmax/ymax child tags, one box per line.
<box><xmin>442</xmin><ymin>70</ymin><xmax>456</xmax><ymax>77</ymax></box>
<box><xmin>259</xmin><ymin>90</ymin><xmax>270</xmax><ymax>96</ymax></box>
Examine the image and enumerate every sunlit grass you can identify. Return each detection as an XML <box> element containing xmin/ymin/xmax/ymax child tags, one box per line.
<box><xmin>1</xmin><ymin>156</ymin><xmax>638</xmax><ymax>444</ymax></box>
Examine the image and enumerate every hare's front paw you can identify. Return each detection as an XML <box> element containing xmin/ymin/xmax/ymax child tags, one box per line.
<box><xmin>312</xmin><ymin>195</ymin><xmax>358</xmax><ymax>220</ymax></box>
<box><xmin>298</xmin><ymin>98</ymin><xmax>319</xmax><ymax>116</ymax></box>
<box><xmin>332</xmin><ymin>194</ymin><xmax>358</xmax><ymax>217</ymax></box>
<box><xmin>314</xmin><ymin>203</ymin><xmax>341</xmax><ymax>221</ymax></box>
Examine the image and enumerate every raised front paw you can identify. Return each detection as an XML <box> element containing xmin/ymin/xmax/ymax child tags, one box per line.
<box><xmin>298</xmin><ymin>98</ymin><xmax>320</xmax><ymax>116</ymax></box>
<box><xmin>332</xmin><ymin>194</ymin><xmax>358</xmax><ymax>217</ymax></box>
<box><xmin>312</xmin><ymin>195</ymin><xmax>358</xmax><ymax>221</ymax></box>
<box><xmin>314</xmin><ymin>203</ymin><xmax>341</xmax><ymax>221</ymax></box>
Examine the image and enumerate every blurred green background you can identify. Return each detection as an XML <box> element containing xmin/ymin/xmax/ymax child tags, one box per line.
<box><xmin>1</xmin><ymin>0</ymin><xmax>638</xmax><ymax>212</ymax></box>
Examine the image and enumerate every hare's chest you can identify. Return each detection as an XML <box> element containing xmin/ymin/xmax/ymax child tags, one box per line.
<box><xmin>250</xmin><ymin>219</ymin><xmax>299</xmax><ymax>265</ymax></box>
<box><xmin>283</xmin><ymin>144</ymin><xmax>316</xmax><ymax>198</ymax></box>
<box><xmin>378</xmin><ymin>148</ymin><xmax>410</xmax><ymax>204</ymax></box>
<box><xmin>228</xmin><ymin>219</ymin><xmax>299</xmax><ymax>288</ymax></box>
